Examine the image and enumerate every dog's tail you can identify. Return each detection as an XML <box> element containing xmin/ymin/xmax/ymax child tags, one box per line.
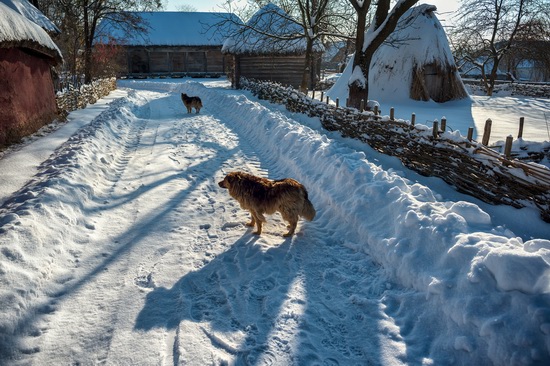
<box><xmin>301</xmin><ymin>189</ymin><xmax>316</xmax><ymax>221</ymax></box>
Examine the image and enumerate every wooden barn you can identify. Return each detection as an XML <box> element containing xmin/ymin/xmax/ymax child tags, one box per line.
<box><xmin>99</xmin><ymin>12</ymin><xmax>240</xmax><ymax>78</ymax></box>
<box><xmin>0</xmin><ymin>1</ymin><xmax>62</xmax><ymax>147</ymax></box>
<box><xmin>222</xmin><ymin>3</ymin><xmax>323</xmax><ymax>89</ymax></box>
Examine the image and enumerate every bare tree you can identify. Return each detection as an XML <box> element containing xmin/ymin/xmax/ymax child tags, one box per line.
<box><xmin>176</xmin><ymin>4</ymin><xmax>198</xmax><ymax>12</ymax></box>
<box><xmin>35</xmin><ymin>0</ymin><xmax>163</xmax><ymax>83</ymax></box>
<box><xmin>451</xmin><ymin>0</ymin><xmax>547</xmax><ymax>95</ymax></box>
<box><xmin>501</xmin><ymin>18</ymin><xmax>550</xmax><ymax>81</ymax></box>
<box><xmin>218</xmin><ymin>0</ymin><xmax>355</xmax><ymax>91</ymax></box>
<box><xmin>347</xmin><ymin>0</ymin><xmax>418</xmax><ymax>109</ymax></box>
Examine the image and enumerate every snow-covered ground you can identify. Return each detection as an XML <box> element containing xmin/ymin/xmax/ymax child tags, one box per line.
<box><xmin>326</xmin><ymin>68</ymin><xmax>550</xmax><ymax>144</ymax></box>
<box><xmin>1</xmin><ymin>78</ymin><xmax>549</xmax><ymax>365</ymax></box>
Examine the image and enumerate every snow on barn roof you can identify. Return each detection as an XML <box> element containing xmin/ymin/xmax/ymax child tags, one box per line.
<box><xmin>222</xmin><ymin>3</ymin><xmax>323</xmax><ymax>56</ymax></box>
<box><xmin>0</xmin><ymin>0</ymin><xmax>60</xmax><ymax>34</ymax></box>
<box><xmin>0</xmin><ymin>2</ymin><xmax>62</xmax><ymax>63</ymax></box>
<box><xmin>98</xmin><ymin>12</ymin><xmax>241</xmax><ymax>47</ymax></box>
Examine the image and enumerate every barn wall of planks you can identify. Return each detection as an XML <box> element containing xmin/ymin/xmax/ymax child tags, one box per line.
<box><xmin>124</xmin><ymin>46</ymin><xmax>229</xmax><ymax>77</ymax></box>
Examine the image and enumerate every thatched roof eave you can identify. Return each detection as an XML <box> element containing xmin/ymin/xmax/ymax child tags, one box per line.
<box><xmin>0</xmin><ymin>40</ymin><xmax>62</xmax><ymax>65</ymax></box>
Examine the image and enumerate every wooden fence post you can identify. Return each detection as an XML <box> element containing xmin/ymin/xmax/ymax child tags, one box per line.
<box><xmin>320</xmin><ymin>91</ymin><xmax>324</xmax><ymax>102</ymax></box>
<box><xmin>336</xmin><ymin>98</ymin><xmax>339</xmax><ymax>108</ymax></box>
<box><xmin>467</xmin><ymin>127</ymin><xmax>474</xmax><ymax>141</ymax></box>
<box><xmin>312</xmin><ymin>90</ymin><xmax>315</xmax><ymax>99</ymax></box>
<box><xmin>433</xmin><ymin>121</ymin><xmax>439</xmax><ymax>139</ymax></box>
<box><xmin>326</xmin><ymin>96</ymin><xmax>329</xmax><ymax>104</ymax></box>
<box><xmin>360</xmin><ymin>99</ymin><xmax>365</xmax><ymax>112</ymax></box>
<box><xmin>518</xmin><ymin>117</ymin><xmax>524</xmax><ymax>139</ymax></box>
<box><xmin>504</xmin><ymin>135</ymin><xmax>513</xmax><ymax>158</ymax></box>
<box><xmin>482</xmin><ymin>118</ymin><xmax>492</xmax><ymax>146</ymax></box>
<box><xmin>411</xmin><ymin>113</ymin><xmax>416</xmax><ymax>126</ymax></box>
<box><xmin>346</xmin><ymin>98</ymin><xmax>349</xmax><ymax>107</ymax></box>
<box><xmin>441</xmin><ymin>117</ymin><xmax>447</xmax><ymax>132</ymax></box>
<box><xmin>390</xmin><ymin>107</ymin><xmax>395</xmax><ymax>121</ymax></box>
<box><xmin>373</xmin><ymin>105</ymin><xmax>378</xmax><ymax>115</ymax></box>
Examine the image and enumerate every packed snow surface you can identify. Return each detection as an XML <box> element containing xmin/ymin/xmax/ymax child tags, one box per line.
<box><xmin>0</xmin><ymin>79</ymin><xmax>549</xmax><ymax>365</ymax></box>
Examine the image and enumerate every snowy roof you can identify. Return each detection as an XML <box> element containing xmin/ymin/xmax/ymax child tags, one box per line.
<box><xmin>222</xmin><ymin>3</ymin><xmax>323</xmax><ymax>56</ymax></box>
<box><xmin>98</xmin><ymin>12</ymin><xmax>241</xmax><ymax>47</ymax></box>
<box><xmin>369</xmin><ymin>4</ymin><xmax>461</xmax><ymax>101</ymax></box>
<box><xmin>0</xmin><ymin>2</ymin><xmax>62</xmax><ymax>63</ymax></box>
<box><xmin>0</xmin><ymin>0</ymin><xmax>60</xmax><ymax>34</ymax></box>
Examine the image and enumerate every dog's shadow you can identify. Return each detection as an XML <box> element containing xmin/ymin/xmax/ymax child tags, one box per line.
<box><xmin>134</xmin><ymin>233</ymin><xmax>297</xmax><ymax>361</ymax></box>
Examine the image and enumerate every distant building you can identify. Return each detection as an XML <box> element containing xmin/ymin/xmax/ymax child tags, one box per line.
<box><xmin>98</xmin><ymin>12</ymin><xmax>240</xmax><ymax>78</ymax></box>
<box><xmin>0</xmin><ymin>1</ymin><xmax>62</xmax><ymax>147</ymax></box>
<box><xmin>222</xmin><ymin>3</ymin><xmax>323</xmax><ymax>89</ymax></box>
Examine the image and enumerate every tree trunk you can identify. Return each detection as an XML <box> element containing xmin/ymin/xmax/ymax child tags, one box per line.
<box><xmin>300</xmin><ymin>37</ymin><xmax>315</xmax><ymax>92</ymax></box>
<box><xmin>83</xmin><ymin>2</ymin><xmax>92</xmax><ymax>84</ymax></box>
<box><xmin>348</xmin><ymin>0</ymin><xmax>419</xmax><ymax>109</ymax></box>
<box><xmin>348</xmin><ymin>7</ymin><xmax>368</xmax><ymax>109</ymax></box>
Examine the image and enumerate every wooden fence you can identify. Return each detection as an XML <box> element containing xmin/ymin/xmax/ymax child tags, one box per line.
<box><xmin>240</xmin><ymin>78</ymin><xmax>550</xmax><ymax>222</ymax></box>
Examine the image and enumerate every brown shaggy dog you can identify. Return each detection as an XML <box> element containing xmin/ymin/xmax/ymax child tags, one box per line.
<box><xmin>218</xmin><ymin>171</ymin><xmax>316</xmax><ymax>237</ymax></box>
<box><xmin>181</xmin><ymin>93</ymin><xmax>203</xmax><ymax>113</ymax></box>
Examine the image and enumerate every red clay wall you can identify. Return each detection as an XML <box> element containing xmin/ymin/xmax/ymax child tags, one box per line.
<box><xmin>0</xmin><ymin>48</ymin><xmax>58</xmax><ymax>146</ymax></box>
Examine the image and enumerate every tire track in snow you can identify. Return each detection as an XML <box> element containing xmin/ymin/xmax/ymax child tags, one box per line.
<box><xmin>8</xmin><ymin>93</ymin><xmax>153</xmax><ymax>365</ymax></box>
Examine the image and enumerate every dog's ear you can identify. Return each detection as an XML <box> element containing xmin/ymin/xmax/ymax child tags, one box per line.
<box><xmin>226</xmin><ymin>172</ymin><xmax>240</xmax><ymax>184</ymax></box>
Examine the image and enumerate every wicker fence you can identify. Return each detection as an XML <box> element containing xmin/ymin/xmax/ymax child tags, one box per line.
<box><xmin>56</xmin><ymin>77</ymin><xmax>117</xmax><ymax>118</ymax></box>
<box><xmin>241</xmin><ymin>78</ymin><xmax>550</xmax><ymax>222</ymax></box>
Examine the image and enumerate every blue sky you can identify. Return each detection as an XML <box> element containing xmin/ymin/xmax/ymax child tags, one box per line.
<box><xmin>164</xmin><ymin>0</ymin><xmax>460</xmax><ymax>23</ymax></box>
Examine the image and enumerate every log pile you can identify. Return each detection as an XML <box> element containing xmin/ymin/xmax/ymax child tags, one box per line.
<box><xmin>242</xmin><ymin>78</ymin><xmax>550</xmax><ymax>222</ymax></box>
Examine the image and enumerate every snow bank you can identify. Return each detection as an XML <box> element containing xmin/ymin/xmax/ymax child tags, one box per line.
<box><xmin>0</xmin><ymin>93</ymin><xmax>143</xmax><ymax>348</ymax></box>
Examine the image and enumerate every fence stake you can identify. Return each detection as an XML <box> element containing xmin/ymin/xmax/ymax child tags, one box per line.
<box><xmin>433</xmin><ymin>121</ymin><xmax>439</xmax><ymax>139</ymax></box>
<box><xmin>482</xmin><ymin>118</ymin><xmax>492</xmax><ymax>145</ymax></box>
<box><xmin>312</xmin><ymin>90</ymin><xmax>315</xmax><ymax>99</ymax></box>
<box><xmin>373</xmin><ymin>105</ymin><xmax>378</xmax><ymax>115</ymax></box>
<box><xmin>518</xmin><ymin>117</ymin><xmax>524</xmax><ymax>139</ymax></box>
<box><xmin>320</xmin><ymin>91</ymin><xmax>324</xmax><ymax>102</ymax></box>
<box><xmin>411</xmin><ymin>113</ymin><xmax>416</xmax><ymax>126</ymax></box>
<box><xmin>390</xmin><ymin>107</ymin><xmax>395</xmax><ymax>121</ymax></box>
<box><xmin>326</xmin><ymin>96</ymin><xmax>329</xmax><ymax>104</ymax></box>
<box><xmin>336</xmin><ymin>98</ymin><xmax>339</xmax><ymax>108</ymax></box>
<box><xmin>467</xmin><ymin>127</ymin><xmax>474</xmax><ymax>141</ymax></box>
<box><xmin>504</xmin><ymin>135</ymin><xmax>513</xmax><ymax>158</ymax></box>
<box><xmin>441</xmin><ymin>117</ymin><xmax>447</xmax><ymax>132</ymax></box>
<box><xmin>346</xmin><ymin>98</ymin><xmax>349</xmax><ymax>107</ymax></box>
<box><xmin>360</xmin><ymin>99</ymin><xmax>365</xmax><ymax>112</ymax></box>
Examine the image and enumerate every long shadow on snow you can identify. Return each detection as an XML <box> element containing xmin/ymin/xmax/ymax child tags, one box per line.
<box><xmin>0</xmin><ymin>140</ymin><xmax>237</xmax><ymax>361</ymax></box>
<box><xmin>135</xmin><ymin>235</ymin><xmax>299</xmax><ymax>364</ymax></box>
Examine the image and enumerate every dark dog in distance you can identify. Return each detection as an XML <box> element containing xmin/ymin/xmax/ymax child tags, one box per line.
<box><xmin>181</xmin><ymin>93</ymin><xmax>202</xmax><ymax>113</ymax></box>
<box><xmin>218</xmin><ymin>171</ymin><xmax>316</xmax><ymax>237</ymax></box>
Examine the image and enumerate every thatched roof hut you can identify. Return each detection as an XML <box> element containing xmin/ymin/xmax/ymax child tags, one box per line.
<box><xmin>370</xmin><ymin>4</ymin><xmax>468</xmax><ymax>103</ymax></box>
<box><xmin>1</xmin><ymin>0</ymin><xmax>60</xmax><ymax>35</ymax></box>
<box><xmin>0</xmin><ymin>2</ymin><xmax>62</xmax><ymax>146</ymax></box>
<box><xmin>222</xmin><ymin>3</ymin><xmax>323</xmax><ymax>88</ymax></box>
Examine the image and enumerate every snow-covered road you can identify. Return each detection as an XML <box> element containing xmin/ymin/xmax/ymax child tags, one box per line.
<box><xmin>1</xmin><ymin>80</ymin><xmax>549</xmax><ymax>365</ymax></box>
